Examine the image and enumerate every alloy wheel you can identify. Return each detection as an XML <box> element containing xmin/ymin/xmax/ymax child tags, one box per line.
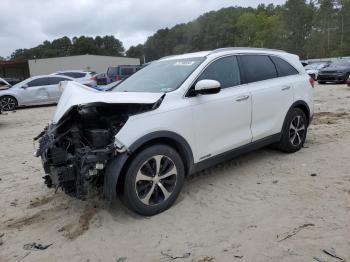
<box><xmin>1</xmin><ymin>97</ymin><xmax>16</xmax><ymax>111</ymax></box>
<box><xmin>289</xmin><ymin>115</ymin><xmax>305</xmax><ymax>146</ymax></box>
<box><xmin>135</xmin><ymin>155</ymin><xmax>177</xmax><ymax>206</ymax></box>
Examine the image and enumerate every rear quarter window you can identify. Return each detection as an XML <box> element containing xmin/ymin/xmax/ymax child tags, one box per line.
<box><xmin>270</xmin><ymin>56</ymin><xmax>299</xmax><ymax>77</ymax></box>
<box><xmin>238</xmin><ymin>55</ymin><xmax>277</xmax><ymax>83</ymax></box>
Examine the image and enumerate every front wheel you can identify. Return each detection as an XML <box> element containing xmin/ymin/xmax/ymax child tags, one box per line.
<box><xmin>0</xmin><ymin>95</ymin><xmax>18</xmax><ymax>111</ymax></box>
<box><xmin>276</xmin><ymin>108</ymin><xmax>308</xmax><ymax>153</ymax></box>
<box><xmin>122</xmin><ymin>144</ymin><xmax>184</xmax><ymax>216</ymax></box>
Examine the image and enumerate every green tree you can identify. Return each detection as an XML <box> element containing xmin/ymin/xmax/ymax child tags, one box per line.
<box><xmin>281</xmin><ymin>0</ymin><xmax>314</xmax><ymax>57</ymax></box>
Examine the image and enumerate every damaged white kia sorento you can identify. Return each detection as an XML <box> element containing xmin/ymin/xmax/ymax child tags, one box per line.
<box><xmin>35</xmin><ymin>48</ymin><xmax>314</xmax><ymax>216</ymax></box>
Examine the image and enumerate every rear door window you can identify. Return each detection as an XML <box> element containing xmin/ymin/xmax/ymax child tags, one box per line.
<box><xmin>270</xmin><ymin>56</ymin><xmax>299</xmax><ymax>77</ymax></box>
<box><xmin>238</xmin><ymin>55</ymin><xmax>277</xmax><ymax>83</ymax></box>
<box><xmin>49</xmin><ymin>77</ymin><xmax>71</xmax><ymax>85</ymax></box>
<box><xmin>197</xmin><ymin>56</ymin><xmax>241</xmax><ymax>88</ymax></box>
<box><xmin>27</xmin><ymin>78</ymin><xmax>51</xmax><ymax>87</ymax></box>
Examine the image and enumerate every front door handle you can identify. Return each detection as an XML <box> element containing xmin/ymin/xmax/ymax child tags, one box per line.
<box><xmin>281</xmin><ymin>85</ymin><xmax>291</xmax><ymax>91</ymax></box>
<box><xmin>235</xmin><ymin>95</ymin><xmax>250</xmax><ymax>102</ymax></box>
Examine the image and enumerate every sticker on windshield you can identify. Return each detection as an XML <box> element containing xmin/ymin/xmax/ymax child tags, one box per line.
<box><xmin>174</xmin><ymin>61</ymin><xmax>196</xmax><ymax>66</ymax></box>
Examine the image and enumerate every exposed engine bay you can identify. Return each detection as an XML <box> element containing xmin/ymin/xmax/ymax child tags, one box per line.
<box><xmin>34</xmin><ymin>102</ymin><xmax>159</xmax><ymax>199</ymax></box>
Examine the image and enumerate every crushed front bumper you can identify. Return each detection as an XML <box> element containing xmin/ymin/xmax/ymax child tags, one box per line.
<box><xmin>35</xmin><ymin>124</ymin><xmax>116</xmax><ymax>199</ymax></box>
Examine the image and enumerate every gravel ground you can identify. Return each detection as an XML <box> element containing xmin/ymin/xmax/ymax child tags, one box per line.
<box><xmin>0</xmin><ymin>83</ymin><xmax>349</xmax><ymax>262</ymax></box>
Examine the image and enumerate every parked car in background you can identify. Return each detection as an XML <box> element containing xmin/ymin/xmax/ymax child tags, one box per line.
<box><xmin>304</xmin><ymin>62</ymin><xmax>330</xmax><ymax>80</ymax></box>
<box><xmin>35</xmin><ymin>47</ymin><xmax>314</xmax><ymax>216</ymax></box>
<box><xmin>95</xmin><ymin>72</ymin><xmax>108</xmax><ymax>85</ymax></box>
<box><xmin>52</xmin><ymin>70</ymin><xmax>97</xmax><ymax>88</ymax></box>
<box><xmin>106</xmin><ymin>65</ymin><xmax>141</xmax><ymax>83</ymax></box>
<box><xmin>0</xmin><ymin>75</ymin><xmax>73</xmax><ymax>111</ymax></box>
<box><xmin>0</xmin><ymin>77</ymin><xmax>11</xmax><ymax>90</ymax></box>
<box><xmin>318</xmin><ymin>59</ymin><xmax>350</xmax><ymax>84</ymax></box>
<box><xmin>3</xmin><ymin>77</ymin><xmax>21</xmax><ymax>86</ymax></box>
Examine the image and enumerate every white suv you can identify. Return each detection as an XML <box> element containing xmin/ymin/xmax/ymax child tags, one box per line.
<box><xmin>35</xmin><ymin>48</ymin><xmax>314</xmax><ymax>216</ymax></box>
<box><xmin>52</xmin><ymin>70</ymin><xmax>97</xmax><ymax>88</ymax></box>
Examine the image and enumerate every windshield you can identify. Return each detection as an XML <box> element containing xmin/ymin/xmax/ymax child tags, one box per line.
<box><xmin>112</xmin><ymin>57</ymin><xmax>205</xmax><ymax>93</ymax></box>
<box><xmin>331</xmin><ymin>59</ymin><xmax>350</xmax><ymax>67</ymax></box>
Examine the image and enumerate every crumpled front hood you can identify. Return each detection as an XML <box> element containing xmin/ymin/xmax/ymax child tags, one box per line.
<box><xmin>53</xmin><ymin>81</ymin><xmax>164</xmax><ymax>123</ymax></box>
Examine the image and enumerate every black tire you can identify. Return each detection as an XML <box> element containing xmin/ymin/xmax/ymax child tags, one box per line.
<box><xmin>122</xmin><ymin>144</ymin><xmax>184</xmax><ymax>216</ymax></box>
<box><xmin>276</xmin><ymin>108</ymin><xmax>308</xmax><ymax>153</ymax></box>
<box><xmin>318</xmin><ymin>80</ymin><xmax>325</xmax><ymax>84</ymax></box>
<box><xmin>0</xmin><ymin>95</ymin><xmax>18</xmax><ymax>111</ymax></box>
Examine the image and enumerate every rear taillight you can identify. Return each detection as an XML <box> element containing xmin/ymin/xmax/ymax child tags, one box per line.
<box><xmin>309</xmin><ymin>77</ymin><xmax>315</xmax><ymax>88</ymax></box>
<box><xmin>90</xmin><ymin>76</ymin><xmax>97</xmax><ymax>81</ymax></box>
<box><xmin>115</xmin><ymin>75</ymin><xmax>122</xmax><ymax>81</ymax></box>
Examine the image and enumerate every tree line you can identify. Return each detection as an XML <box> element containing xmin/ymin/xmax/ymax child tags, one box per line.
<box><xmin>9</xmin><ymin>35</ymin><xmax>124</xmax><ymax>60</ymax></box>
<box><xmin>7</xmin><ymin>0</ymin><xmax>350</xmax><ymax>62</ymax></box>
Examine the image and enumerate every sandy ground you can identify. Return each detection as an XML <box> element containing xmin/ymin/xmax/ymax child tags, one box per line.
<box><xmin>0</xmin><ymin>83</ymin><xmax>350</xmax><ymax>262</ymax></box>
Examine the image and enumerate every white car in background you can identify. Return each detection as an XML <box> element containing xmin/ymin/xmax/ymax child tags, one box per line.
<box><xmin>305</xmin><ymin>62</ymin><xmax>330</xmax><ymax>80</ymax></box>
<box><xmin>52</xmin><ymin>70</ymin><xmax>97</xmax><ymax>88</ymax></box>
<box><xmin>0</xmin><ymin>75</ymin><xmax>73</xmax><ymax>111</ymax></box>
<box><xmin>36</xmin><ymin>47</ymin><xmax>314</xmax><ymax>216</ymax></box>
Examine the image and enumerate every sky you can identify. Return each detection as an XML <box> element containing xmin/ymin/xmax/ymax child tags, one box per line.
<box><xmin>0</xmin><ymin>0</ymin><xmax>286</xmax><ymax>58</ymax></box>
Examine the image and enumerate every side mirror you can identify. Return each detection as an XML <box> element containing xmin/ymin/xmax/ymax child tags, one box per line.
<box><xmin>22</xmin><ymin>84</ymin><xmax>29</xmax><ymax>89</ymax></box>
<box><xmin>194</xmin><ymin>79</ymin><xmax>221</xmax><ymax>95</ymax></box>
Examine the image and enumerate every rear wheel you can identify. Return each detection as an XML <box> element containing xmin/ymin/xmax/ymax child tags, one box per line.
<box><xmin>122</xmin><ymin>144</ymin><xmax>184</xmax><ymax>216</ymax></box>
<box><xmin>276</xmin><ymin>108</ymin><xmax>308</xmax><ymax>153</ymax></box>
<box><xmin>0</xmin><ymin>96</ymin><xmax>17</xmax><ymax>111</ymax></box>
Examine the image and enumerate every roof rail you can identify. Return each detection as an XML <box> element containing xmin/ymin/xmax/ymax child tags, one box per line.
<box><xmin>209</xmin><ymin>47</ymin><xmax>287</xmax><ymax>55</ymax></box>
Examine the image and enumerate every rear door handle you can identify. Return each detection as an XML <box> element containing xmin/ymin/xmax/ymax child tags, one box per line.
<box><xmin>281</xmin><ymin>86</ymin><xmax>291</xmax><ymax>91</ymax></box>
<box><xmin>235</xmin><ymin>95</ymin><xmax>250</xmax><ymax>102</ymax></box>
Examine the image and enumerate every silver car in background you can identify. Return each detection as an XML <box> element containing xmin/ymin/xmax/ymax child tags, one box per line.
<box><xmin>0</xmin><ymin>75</ymin><xmax>73</xmax><ymax>111</ymax></box>
<box><xmin>52</xmin><ymin>70</ymin><xmax>97</xmax><ymax>88</ymax></box>
<box><xmin>304</xmin><ymin>62</ymin><xmax>330</xmax><ymax>80</ymax></box>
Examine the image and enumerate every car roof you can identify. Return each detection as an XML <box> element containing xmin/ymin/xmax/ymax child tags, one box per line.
<box><xmin>29</xmin><ymin>75</ymin><xmax>74</xmax><ymax>80</ymax></box>
<box><xmin>160</xmin><ymin>47</ymin><xmax>288</xmax><ymax>61</ymax></box>
<box><xmin>53</xmin><ymin>70</ymin><xmax>91</xmax><ymax>74</ymax></box>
